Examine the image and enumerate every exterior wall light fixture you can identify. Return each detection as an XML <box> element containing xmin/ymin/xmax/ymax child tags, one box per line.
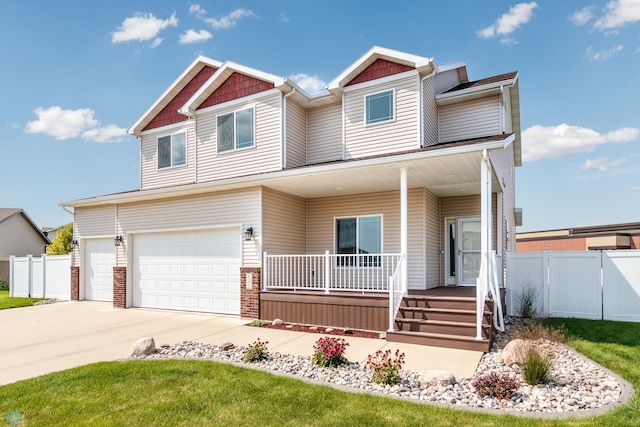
<box><xmin>244</xmin><ymin>227</ymin><xmax>254</xmax><ymax>241</ymax></box>
<box><xmin>114</xmin><ymin>235</ymin><xmax>124</xmax><ymax>246</ymax></box>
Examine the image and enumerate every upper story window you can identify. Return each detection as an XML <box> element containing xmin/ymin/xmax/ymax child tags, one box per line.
<box><xmin>336</xmin><ymin>215</ymin><xmax>382</xmax><ymax>266</ymax></box>
<box><xmin>158</xmin><ymin>132</ymin><xmax>186</xmax><ymax>169</ymax></box>
<box><xmin>217</xmin><ymin>107</ymin><xmax>255</xmax><ymax>153</ymax></box>
<box><xmin>365</xmin><ymin>90</ymin><xmax>394</xmax><ymax>125</ymax></box>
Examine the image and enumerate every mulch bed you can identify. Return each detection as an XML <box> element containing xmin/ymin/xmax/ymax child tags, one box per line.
<box><xmin>247</xmin><ymin>321</ymin><xmax>382</xmax><ymax>339</ymax></box>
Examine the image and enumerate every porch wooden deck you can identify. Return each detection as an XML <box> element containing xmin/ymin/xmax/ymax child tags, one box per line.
<box><xmin>259</xmin><ymin>286</ymin><xmax>500</xmax><ymax>352</ymax></box>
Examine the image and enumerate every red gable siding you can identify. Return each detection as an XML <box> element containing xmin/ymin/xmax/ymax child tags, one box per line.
<box><xmin>346</xmin><ymin>59</ymin><xmax>414</xmax><ymax>86</ymax></box>
<box><xmin>198</xmin><ymin>72</ymin><xmax>275</xmax><ymax>109</ymax></box>
<box><xmin>143</xmin><ymin>66</ymin><xmax>217</xmax><ymax>131</ymax></box>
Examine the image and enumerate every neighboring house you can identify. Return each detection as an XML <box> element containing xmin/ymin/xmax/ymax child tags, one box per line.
<box><xmin>61</xmin><ymin>46</ymin><xmax>522</xmax><ymax>351</ymax></box>
<box><xmin>0</xmin><ymin>208</ymin><xmax>51</xmax><ymax>282</ymax></box>
<box><xmin>517</xmin><ymin>222</ymin><xmax>640</xmax><ymax>252</ymax></box>
<box><xmin>42</xmin><ymin>226</ymin><xmax>60</xmax><ymax>243</ymax></box>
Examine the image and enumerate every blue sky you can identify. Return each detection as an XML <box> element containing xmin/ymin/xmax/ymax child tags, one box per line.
<box><xmin>1</xmin><ymin>1</ymin><xmax>639</xmax><ymax>232</ymax></box>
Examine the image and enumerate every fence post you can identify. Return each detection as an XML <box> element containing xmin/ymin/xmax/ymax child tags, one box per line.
<box><xmin>262</xmin><ymin>252</ymin><xmax>268</xmax><ymax>291</ymax></box>
<box><xmin>542</xmin><ymin>249</ymin><xmax>550</xmax><ymax>317</ymax></box>
<box><xmin>27</xmin><ymin>255</ymin><xmax>33</xmax><ymax>298</ymax></box>
<box><xmin>324</xmin><ymin>250</ymin><xmax>331</xmax><ymax>294</ymax></box>
<box><xmin>9</xmin><ymin>256</ymin><xmax>15</xmax><ymax>297</ymax></box>
<box><xmin>41</xmin><ymin>253</ymin><xmax>47</xmax><ymax>299</ymax></box>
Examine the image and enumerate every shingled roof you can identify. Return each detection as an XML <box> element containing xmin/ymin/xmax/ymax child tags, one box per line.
<box><xmin>443</xmin><ymin>71</ymin><xmax>518</xmax><ymax>94</ymax></box>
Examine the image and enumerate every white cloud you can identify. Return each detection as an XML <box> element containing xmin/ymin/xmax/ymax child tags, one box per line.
<box><xmin>289</xmin><ymin>73</ymin><xmax>327</xmax><ymax>94</ymax></box>
<box><xmin>111</xmin><ymin>12</ymin><xmax>178</xmax><ymax>43</ymax></box>
<box><xmin>189</xmin><ymin>4</ymin><xmax>206</xmax><ymax>16</ymax></box>
<box><xmin>25</xmin><ymin>106</ymin><xmax>127</xmax><ymax>143</ymax></box>
<box><xmin>179</xmin><ymin>29</ymin><xmax>213</xmax><ymax>44</ymax></box>
<box><xmin>569</xmin><ymin>6</ymin><xmax>595</xmax><ymax>25</ymax></box>
<box><xmin>584</xmin><ymin>44</ymin><xmax>624</xmax><ymax>60</ymax></box>
<box><xmin>150</xmin><ymin>38</ymin><xmax>163</xmax><ymax>48</ymax></box>
<box><xmin>595</xmin><ymin>0</ymin><xmax>640</xmax><ymax>30</ymax></box>
<box><xmin>6</xmin><ymin>122</ymin><xmax>20</xmax><ymax>129</ymax></box>
<box><xmin>633</xmin><ymin>186</ymin><xmax>640</xmax><ymax>190</ymax></box>
<box><xmin>477</xmin><ymin>2</ymin><xmax>538</xmax><ymax>42</ymax></box>
<box><xmin>81</xmin><ymin>124</ymin><xmax>128</xmax><ymax>143</ymax></box>
<box><xmin>205</xmin><ymin>8</ymin><xmax>256</xmax><ymax>30</ymax></box>
<box><xmin>522</xmin><ymin>123</ymin><xmax>639</xmax><ymax>162</ymax></box>
<box><xmin>280</xmin><ymin>12</ymin><xmax>290</xmax><ymax>23</ymax></box>
<box><xmin>580</xmin><ymin>157</ymin><xmax>626</xmax><ymax>171</ymax></box>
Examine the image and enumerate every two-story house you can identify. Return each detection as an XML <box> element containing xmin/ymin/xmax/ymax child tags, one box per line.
<box><xmin>61</xmin><ymin>46</ymin><xmax>521</xmax><ymax>351</ymax></box>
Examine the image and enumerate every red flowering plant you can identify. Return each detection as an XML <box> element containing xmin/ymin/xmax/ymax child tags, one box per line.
<box><xmin>366</xmin><ymin>349</ymin><xmax>405</xmax><ymax>386</ymax></box>
<box><xmin>312</xmin><ymin>336</ymin><xmax>349</xmax><ymax>367</ymax></box>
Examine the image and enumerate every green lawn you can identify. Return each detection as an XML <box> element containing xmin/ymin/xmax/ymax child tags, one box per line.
<box><xmin>0</xmin><ymin>290</ymin><xmax>46</xmax><ymax>309</ymax></box>
<box><xmin>0</xmin><ymin>319</ymin><xmax>638</xmax><ymax>426</ymax></box>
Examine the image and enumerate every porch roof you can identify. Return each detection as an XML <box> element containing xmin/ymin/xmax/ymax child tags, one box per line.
<box><xmin>61</xmin><ymin>134</ymin><xmax>513</xmax><ymax>209</ymax></box>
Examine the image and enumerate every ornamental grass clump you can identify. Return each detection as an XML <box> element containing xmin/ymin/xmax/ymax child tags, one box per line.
<box><xmin>472</xmin><ymin>372</ymin><xmax>520</xmax><ymax>400</ymax></box>
<box><xmin>243</xmin><ymin>339</ymin><xmax>269</xmax><ymax>363</ymax></box>
<box><xmin>312</xmin><ymin>336</ymin><xmax>349</xmax><ymax>368</ymax></box>
<box><xmin>520</xmin><ymin>347</ymin><xmax>553</xmax><ymax>385</ymax></box>
<box><xmin>366</xmin><ymin>349</ymin><xmax>405</xmax><ymax>386</ymax></box>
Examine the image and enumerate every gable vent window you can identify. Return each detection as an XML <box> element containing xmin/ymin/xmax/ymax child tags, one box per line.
<box><xmin>365</xmin><ymin>89</ymin><xmax>394</xmax><ymax>125</ymax></box>
<box><xmin>158</xmin><ymin>132</ymin><xmax>186</xmax><ymax>169</ymax></box>
<box><xmin>217</xmin><ymin>107</ymin><xmax>255</xmax><ymax>153</ymax></box>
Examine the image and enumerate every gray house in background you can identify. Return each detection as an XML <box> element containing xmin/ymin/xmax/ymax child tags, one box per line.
<box><xmin>0</xmin><ymin>208</ymin><xmax>51</xmax><ymax>282</ymax></box>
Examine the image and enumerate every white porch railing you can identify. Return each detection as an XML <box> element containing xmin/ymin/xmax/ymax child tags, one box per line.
<box><xmin>475</xmin><ymin>250</ymin><xmax>505</xmax><ymax>340</ymax></box>
<box><xmin>263</xmin><ymin>251</ymin><xmax>403</xmax><ymax>293</ymax></box>
<box><xmin>388</xmin><ymin>253</ymin><xmax>406</xmax><ymax>332</ymax></box>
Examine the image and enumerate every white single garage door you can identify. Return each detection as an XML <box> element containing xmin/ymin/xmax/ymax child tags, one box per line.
<box><xmin>133</xmin><ymin>228</ymin><xmax>241</xmax><ymax>315</ymax></box>
<box><xmin>85</xmin><ymin>238</ymin><xmax>115</xmax><ymax>302</ymax></box>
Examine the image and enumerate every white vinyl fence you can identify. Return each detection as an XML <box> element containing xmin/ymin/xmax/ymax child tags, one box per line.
<box><xmin>9</xmin><ymin>254</ymin><xmax>71</xmax><ymax>300</ymax></box>
<box><xmin>506</xmin><ymin>249</ymin><xmax>640</xmax><ymax>322</ymax></box>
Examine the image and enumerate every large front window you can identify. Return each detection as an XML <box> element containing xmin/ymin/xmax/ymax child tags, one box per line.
<box><xmin>217</xmin><ymin>107</ymin><xmax>255</xmax><ymax>152</ymax></box>
<box><xmin>336</xmin><ymin>215</ymin><xmax>382</xmax><ymax>266</ymax></box>
<box><xmin>157</xmin><ymin>132</ymin><xmax>186</xmax><ymax>169</ymax></box>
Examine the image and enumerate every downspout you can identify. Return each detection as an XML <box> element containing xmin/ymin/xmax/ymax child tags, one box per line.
<box><xmin>420</xmin><ymin>69</ymin><xmax>437</xmax><ymax>148</ymax></box>
<box><xmin>499</xmin><ymin>85</ymin><xmax>506</xmax><ymax>134</ymax></box>
<box><xmin>282</xmin><ymin>87</ymin><xmax>296</xmax><ymax>169</ymax></box>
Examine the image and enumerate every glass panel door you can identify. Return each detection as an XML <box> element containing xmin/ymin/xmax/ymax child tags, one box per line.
<box><xmin>459</xmin><ymin>218</ymin><xmax>481</xmax><ymax>285</ymax></box>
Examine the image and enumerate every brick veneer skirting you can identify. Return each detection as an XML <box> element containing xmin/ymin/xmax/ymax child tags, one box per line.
<box><xmin>240</xmin><ymin>267</ymin><xmax>261</xmax><ymax>319</ymax></box>
<box><xmin>71</xmin><ymin>266</ymin><xmax>80</xmax><ymax>301</ymax></box>
<box><xmin>113</xmin><ymin>267</ymin><xmax>126</xmax><ymax>308</ymax></box>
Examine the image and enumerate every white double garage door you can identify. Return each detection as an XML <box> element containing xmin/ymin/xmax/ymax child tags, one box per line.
<box><xmin>84</xmin><ymin>227</ymin><xmax>241</xmax><ymax>315</ymax></box>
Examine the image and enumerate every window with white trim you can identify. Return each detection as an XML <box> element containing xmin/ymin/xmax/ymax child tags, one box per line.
<box><xmin>365</xmin><ymin>90</ymin><xmax>394</xmax><ymax>125</ymax></box>
<box><xmin>217</xmin><ymin>107</ymin><xmax>255</xmax><ymax>152</ymax></box>
<box><xmin>335</xmin><ymin>215</ymin><xmax>382</xmax><ymax>266</ymax></box>
<box><xmin>157</xmin><ymin>132</ymin><xmax>186</xmax><ymax>169</ymax></box>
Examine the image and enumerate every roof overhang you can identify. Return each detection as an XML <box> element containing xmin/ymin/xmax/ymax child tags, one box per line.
<box><xmin>327</xmin><ymin>46</ymin><xmax>436</xmax><ymax>93</ymax></box>
<box><xmin>435</xmin><ymin>74</ymin><xmax>518</xmax><ymax>106</ymax></box>
<box><xmin>61</xmin><ymin>135</ymin><xmax>513</xmax><ymax>210</ymax></box>
<box><xmin>129</xmin><ymin>56</ymin><xmax>223</xmax><ymax>136</ymax></box>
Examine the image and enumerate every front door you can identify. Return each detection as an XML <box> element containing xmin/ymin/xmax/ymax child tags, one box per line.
<box><xmin>445</xmin><ymin>217</ymin><xmax>481</xmax><ymax>286</ymax></box>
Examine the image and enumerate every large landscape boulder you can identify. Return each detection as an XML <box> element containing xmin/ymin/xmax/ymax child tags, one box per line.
<box><xmin>419</xmin><ymin>370</ymin><xmax>457</xmax><ymax>387</ymax></box>
<box><xmin>128</xmin><ymin>337</ymin><xmax>156</xmax><ymax>357</ymax></box>
<box><xmin>501</xmin><ymin>338</ymin><xmax>530</xmax><ymax>365</ymax></box>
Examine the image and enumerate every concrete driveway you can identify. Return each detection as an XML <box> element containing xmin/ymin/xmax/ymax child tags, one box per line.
<box><xmin>1</xmin><ymin>301</ymin><xmax>482</xmax><ymax>386</ymax></box>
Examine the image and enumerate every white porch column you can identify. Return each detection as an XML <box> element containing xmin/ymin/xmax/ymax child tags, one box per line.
<box><xmin>480</xmin><ymin>150</ymin><xmax>492</xmax><ymax>287</ymax></box>
<box><xmin>400</xmin><ymin>167</ymin><xmax>408</xmax><ymax>290</ymax></box>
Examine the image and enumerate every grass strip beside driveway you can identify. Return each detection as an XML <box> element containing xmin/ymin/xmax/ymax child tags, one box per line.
<box><xmin>0</xmin><ymin>290</ymin><xmax>46</xmax><ymax>310</ymax></box>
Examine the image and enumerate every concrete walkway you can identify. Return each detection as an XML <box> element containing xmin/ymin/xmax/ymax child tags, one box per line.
<box><xmin>1</xmin><ymin>301</ymin><xmax>483</xmax><ymax>386</ymax></box>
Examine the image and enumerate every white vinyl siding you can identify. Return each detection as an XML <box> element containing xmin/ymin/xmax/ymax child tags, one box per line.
<box><xmin>285</xmin><ymin>99</ymin><xmax>307</xmax><ymax>168</ymax></box>
<box><xmin>196</xmin><ymin>90</ymin><xmax>282</xmax><ymax>182</ymax></box>
<box><xmin>307</xmin><ymin>189</ymin><xmax>425</xmax><ymax>289</ymax></box>
<box><xmin>261</xmin><ymin>188</ymin><xmax>306</xmax><ymax>255</ymax></box>
<box><xmin>434</xmin><ymin>69</ymin><xmax>462</xmax><ymax>94</ymax></box>
<box><xmin>344</xmin><ymin>74</ymin><xmax>419</xmax><ymax>159</ymax></box>
<box><xmin>424</xmin><ymin>188</ymin><xmax>440</xmax><ymax>288</ymax></box>
<box><xmin>489</xmin><ymin>144</ymin><xmax>516</xmax><ymax>252</ymax></box>
<box><xmin>307</xmin><ymin>103</ymin><xmax>342</xmax><ymax>164</ymax></box>
<box><xmin>74</xmin><ymin>205</ymin><xmax>117</xmax><ymax>266</ymax></box>
<box><xmin>0</xmin><ymin>215</ymin><xmax>47</xmax><ymax>258</ymax></box>
<box><xmin>140</xmin><ymin>122</ymin><xmax>196</xmax><ymax>190</ymax></box>
<box><xmin>438</xmin><ymin>96</ymin><xmax>501</xmax><ymax>143</ymax></box>
<box><xmin>116</xmin><ymin>188</ymin><xmax>261</xmax><ymax>267</ymax></box>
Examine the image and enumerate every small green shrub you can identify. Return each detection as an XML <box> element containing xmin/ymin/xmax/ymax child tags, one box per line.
<box><xmin>518</xmin><ymin>281</ymin><xmax>538</xmax><ymax>318</ymax></box>
<box><xmin>312</xmin><ymin>336</ymin><xmax>349</xmax><ymax>368</ymax></box>
<box><xmin>520</xmin><ymin>347</ymin><xmax>553</xmax><ymax>385</ymax></box>
<box><xmin>0</xmin><ymin>280</ymin><xmax>8</xmax><ymax>291</ymax></box>
<box><xmin>248</xmin><ymin>319</ymin><xmax>268</xmax><ymax>327</ymax></box>
<box><xmin>366</xmin><ymin>349</ymin><xmax>405</xmax><ymax>386</ymax></box>
<box><xmin>472</xmin><ymin>372</ymin><xmax>520</xmax><ymax>400</ymax></box>
<box><xmin>243</xmin><ymin>339</ymin><xmax>269</xmax><ymax>363</ymax></box>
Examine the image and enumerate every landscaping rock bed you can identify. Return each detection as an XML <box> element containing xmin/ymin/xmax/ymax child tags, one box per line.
<box><xmin>255</xmin><ymin>321</ymin><xmax>382</xmax><ymax>339</ymax></box>
<box><xmin>132</xmin><ymin>317</ymin><xmax>625</xmax><ymax>415</ymax></box>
